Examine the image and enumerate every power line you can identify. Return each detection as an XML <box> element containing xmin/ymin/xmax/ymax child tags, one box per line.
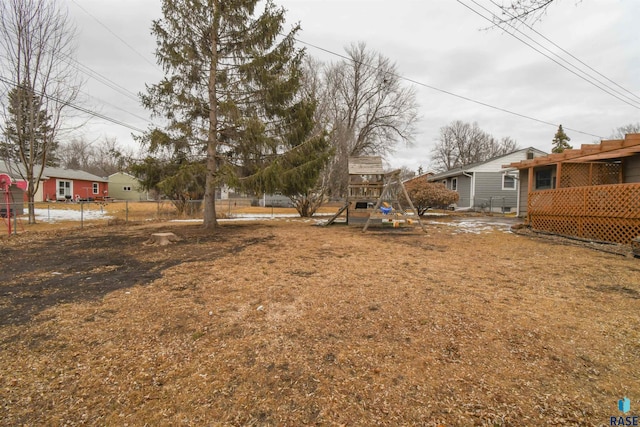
<box><xmin>59</xmin><ymin>52</ymin><xmax>140</xmax><ymax>103</ymax></box>
<box><xmin>0</xmin><ymin>75</ymin><xmax>147</xmax><ymax>133</ymax></box>
<box><xmin>488</xmin><ymin>0</ymin><xmax>640</xmax><ymax>104</ymax></box>
<box><xmin>457</xmin><ymin>0</ymin><xmax>640</xmax><ymax>110</ymax></box>
<box><xmin>68</xmin><ymin>0</ymin><xmax>159</xmax><ymax>71</ymax></box>
<box><xmin>294</xmin><ymin>38</ymin><xmax>605</xmax><ymax>139</ymax></box>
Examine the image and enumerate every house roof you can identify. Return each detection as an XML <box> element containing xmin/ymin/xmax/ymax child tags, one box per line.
<box><xmin>0</xmin><ymin>162</ymin><xmax>108</xmax><ymax>182</ymax></box>
<box><xmin>109</xmin><ymin>171</ymin><xmax>137</xmax><ymax>179</ymax></box>
<box><xmin>348</xmin><ymin>156</ymin><xmax>385</xmax><ymax>175</ymax></box>
<box><xmin>508</xmin><ymin>134</ymin><xmax>640</xmax><ymax>169</ymax></box>
<box><xmin>429</xmin><ymin>147</ymin><xmax>546</xmax><ymax>180</ymax></box>
<box><xmin>42</xmin><ymin>166</ymin><xmax>108</xmax><ymax>182</ymax></box>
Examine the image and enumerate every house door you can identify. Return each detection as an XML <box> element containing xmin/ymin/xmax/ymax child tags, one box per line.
<box><xmin>58</xmin><ymin>180</ymin><xmax>72</xmax><ymax>200</ymax></box>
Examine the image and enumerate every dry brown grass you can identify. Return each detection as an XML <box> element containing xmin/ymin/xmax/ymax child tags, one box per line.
<box><xmin>0</xmin><ymin>218</ymin><xmax>639</xmax><ymax>426</ymax></box>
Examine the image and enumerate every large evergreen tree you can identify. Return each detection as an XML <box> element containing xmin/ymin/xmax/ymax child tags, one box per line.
<box><xmin>551</xmin><ymin>124</ymin><xmax>572</xmax><ymax>153</ymax></box>
<box><xmin>1</xmin><ymin>85</ymin><xmax>57</xmax><ymax>166</ymax></box>
<box><xmin>141</xmin><ymin>0</ymin><xmax>330</xmax><ymax>228</ymax></box>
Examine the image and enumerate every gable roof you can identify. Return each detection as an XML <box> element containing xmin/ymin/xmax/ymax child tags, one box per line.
<box><xmin>0</xmin><ymin>162</ymin><xmax>108</xmax><ymax>182</ymax></box>
<box><xmin>42</xmin><ymin>166</ymin><xmax>108</xmax><ymax>182</ymax></box>
<box><xmin>509</xmin><ymin>134</ymin><xmax>640</xmax><ymax>169</ymax></box>
<box><xmin>429</xmin><ymin>147</ymin><xmax>546</xmax><ymax>180</ymax></box>
<box><xmin>109</xmin><ymin>171</ymin><xmax>138</xmax><ymax>179</ymax></box>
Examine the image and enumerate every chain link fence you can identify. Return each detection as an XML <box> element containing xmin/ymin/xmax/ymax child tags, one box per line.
<box><xmin>0</xmin><ymin>198</ymin><xmax>258</xmax><ymax>235</ymax></box>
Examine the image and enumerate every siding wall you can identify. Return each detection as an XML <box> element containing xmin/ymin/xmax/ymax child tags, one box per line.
<box><xmin>473</xmin><ymin>172</ymin><xmax>518</xmax><ymax>212</ymax></box>
<box><xmin>436</xmin><ymin>176</ymin><xmax>472</xmax><ymax>208</ymax></box>
<box><xmin>456</xmin><ymin>175</ymin><xmax>472</xmax><ymax>208</ymax></box>
<box><xmin>624</xmin><ymin>154</ymin><xmax>640</xmax><ymax>183</ymax></box>
<box><xmin>109</xmin><ymin>173</ymin><xmax>146</xmax><ymax>201</ymax></box>
<box><xmin>42</xmin><ymin>179</ymin><xmax>108</xmax><ymax>201</ymax></box>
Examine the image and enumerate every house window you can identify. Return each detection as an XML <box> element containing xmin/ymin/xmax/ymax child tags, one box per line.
<box><xmin>441</xmin><ymin>179</ymin><xmax>447</xmax><ymax>188</ymax></box>
<box><xmin>123</xmin><ymin>186</ymin><xmax>131</xmax><ymax>191</ymax></box>
<box><xmin>535</xmin><ymin>169</ymin><xmax>553</xmax><ymax>190</ymax></box>
<box><xmin>527</xmin><ymin>151</ymin><xmax>534</xmax><ymax>160</ymax></box>
<box><xmin>451</xmin><ymin>177</ymin><xmax>458</xmax><ymax>191</ymax></box>
<box><xmin>502</xmin><ymin>175</ymin><xmax>516</xmax><ymax>190</ymax></box>
<box><xmin>58</xmin><ymin>180</ymin><xmax>72</xmax><ymax>199</ymax></box>
<box><xmin>92</xmin><ymin>183</ymin><xmax>99</xmax><ymax>194</ymax></box>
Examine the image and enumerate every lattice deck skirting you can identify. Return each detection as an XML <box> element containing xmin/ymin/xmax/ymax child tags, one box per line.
<box><xmin>528</xmin><ymin>183</ymin><xmax>640</xmax><ymax>245</ymax></box>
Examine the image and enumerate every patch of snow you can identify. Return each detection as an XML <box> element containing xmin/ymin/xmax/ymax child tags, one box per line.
<box><xmin>428</xmin><ymin>219</ymin><xmax>514</xmax><ymax>234</ymax></box>
<box><xmin>33</xmin><ymin>208</ymin><xmax>112</xmax><ymax>223</ymax></box>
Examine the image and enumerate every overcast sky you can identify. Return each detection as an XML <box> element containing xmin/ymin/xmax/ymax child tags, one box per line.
<box><xmin>62</xmin><ymin>0</ymin><xmax>640</xmax><ymax>172</ymax></box>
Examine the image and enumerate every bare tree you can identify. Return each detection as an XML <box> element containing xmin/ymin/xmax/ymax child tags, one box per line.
<box><xmin>431</xmin><ymin>121</ymin><xmax>519</xmax><ymax>171</ymax></box>
<box><xmin>57</xmin><ymin>138</ymin><xmax>94</xmax><ymax>171</ymax></box>
<box><xmin>328</xmin><ymin>42</ymin><xmax>419</xmax><ymax>157</ymax></box>
<box><xmin>0</xmin><ymin>0</ymin><xmax>81</xmax><ymax>223</ymax></box>
<box><xmin>58</xmin><ymin>137</ymin><xmax>133</xmax><ymax>176</ymax></box>
<box><xmin>610</xmin><ymin>123</ymin><xmax>640</xmax><ymax>139</ymax></box>
<box><xmin>494</xmin><ymin>0</ymin><xmax>563</xmax><ymax>26</ymax></box>
<box><xmin>308</xmin><ymin>42</ymin><xmax>420</xmax><ymax>197</ymax></box>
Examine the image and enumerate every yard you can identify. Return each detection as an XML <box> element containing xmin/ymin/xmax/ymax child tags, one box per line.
<box><xmin>0</xmin><ymin>216</ymin><xmax>638</xmax><ymax>425</ymax></box>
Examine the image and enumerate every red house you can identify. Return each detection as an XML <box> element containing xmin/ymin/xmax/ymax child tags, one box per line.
<box><xmin>39</xmin><ymin>166</ymin><xmax>109</xmax><ymax>202</ymax></box>
<box><xmin>0</xmin><ymin>164</ymin><xmax>109</xmax><ymax>202</ymax></box>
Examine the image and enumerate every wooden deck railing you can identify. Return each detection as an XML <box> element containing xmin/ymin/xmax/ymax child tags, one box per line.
<box><xmin>528</xmin><ymin>183</ymin><xmax>640</xmax><ymax>245</ymax></box>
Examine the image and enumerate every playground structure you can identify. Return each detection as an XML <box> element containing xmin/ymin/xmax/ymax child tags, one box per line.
<box><xmin>326</xmin><ymin>157</ymin><xmax>425</xmax><ymax>232</ymax></box>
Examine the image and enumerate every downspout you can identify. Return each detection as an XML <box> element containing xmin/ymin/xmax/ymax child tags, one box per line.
<box><xmin>462</xmin><ymin>171</ymin><xmax>473</xmax><ymax>209</ymax></box>
<box><xmin>515</xmin><ymin>175</ymin><xmax>520</xmax><ymax>217</ymax></box>
<box><xmin>503</xmin><ymin>170</ymin><xmax>520</xmax><ymax>216</ymax></box>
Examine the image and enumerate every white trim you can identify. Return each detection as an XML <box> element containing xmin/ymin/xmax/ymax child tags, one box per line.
<box><xmin>92</xmin><ymin>182</ymin><xmax>99</xmax><ymax>194</ymax></box>
<box><xmin>56</xmin><ymin>179</ymin><xmax>73</xmax><ymax>200</ymax></box>
<box><xmin>502</xmin><ymin>175</ymin><xmax>516</xmax><ymax>190</ymax></box>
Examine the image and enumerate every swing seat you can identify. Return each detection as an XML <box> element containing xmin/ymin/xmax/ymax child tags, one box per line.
<box><xmin>380</xmin><ymin>206</ymin><xmax>392</xmax><ymax>214</ymax></box>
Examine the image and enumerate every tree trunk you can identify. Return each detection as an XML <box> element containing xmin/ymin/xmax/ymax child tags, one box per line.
<box><xmin>203</xmin><ymin>11</ymin><xmax>218</xmax><ymax>230</ymax></box>
<box><xmin>27</xmin><ymin>173</ymin><xmax>36</xmax><ymax>224</ymax></box>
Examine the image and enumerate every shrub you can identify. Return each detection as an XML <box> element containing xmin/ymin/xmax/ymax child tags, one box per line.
<box><xmin>405</xmin><ymin>180</ymin><xmax>459</xmax><ymax>215</ymax></box>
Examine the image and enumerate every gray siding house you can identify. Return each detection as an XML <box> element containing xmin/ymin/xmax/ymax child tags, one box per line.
<box><xmin>428</xmin><ymin>148</ymin><xmax>547</xmax><ymax>212</ymax></box>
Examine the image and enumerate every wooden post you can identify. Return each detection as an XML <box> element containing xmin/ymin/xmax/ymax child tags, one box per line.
<box><xmin>363</xmin><ymin>176</ymin><xmax>392</xmax><ymax>232</ymax></box>
<box><xmin>556</xmin><ymin>162</ymin><xmax>562</xmax><ymax>189</ymax></box>
<box><xmin>619</xmin><ymin>163</ymin><xmax>624</xmax><ymax>184</ymax></box>
<box><xmin>527</xmin><ymin>167</ymin><xmax>534</xmax><ymax>224</ymax></box>
<box><xmin>399</xmin><ymin>177</ymin><xmax>426</xmax><ymax>233</ymax></box>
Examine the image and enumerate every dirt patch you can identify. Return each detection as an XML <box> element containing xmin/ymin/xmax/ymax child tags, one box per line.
<box><xmin>0</xmin><ymin>219</ymin><xmax>638</xmax><ymax>426</ymax></box>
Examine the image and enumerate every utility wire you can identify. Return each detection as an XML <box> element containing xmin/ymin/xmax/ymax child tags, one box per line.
<box><xmin>68</xmin><ymin>0</ymin><xmax>159</xmax><ymax>71</ymax></box>
<box><xmin>489</xmin><ymin>0</ymin><xmax>640</xmax><ymax>104</ymax></box>
<box><xmin>59</xmin><ymin>52</ymin><xmax>141</xmax><ymax>103</ymax></box>
<box><xmin>457</xmin><ymin>0</ymin><xmax>640</xmax><ymax>110</ymax></box>
<box><xmin>475</xmin><ymin>0</ymin><xmax>640</xmax><ymax>106</ymax></box>
<box><xmin>61</xmin><ymin>1</ymin><xmax>610</xmax><ymax>140</ymax></box>
<box><xmin>0</xmin><ymin>75</ymin><xmax>146</xmax><ymax>133</ymax></box>
<box><xmin>294</xmin><ymin>38</ymin><xmax>605</xmax><ymax>139</ymax></box>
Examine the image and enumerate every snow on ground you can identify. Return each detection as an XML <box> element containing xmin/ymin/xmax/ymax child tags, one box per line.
<box><xmin>428</xmin><ymin>218</ymin><xmax>516</xmax><ymax>234</ymax></box>
<box><xmin>33</xmin><ymin>208</ymin><xmax>112</xmax><ymax>223</ymax></box>
<box><xmin>220</xmin><ymin>214</ymin><xmax>518</xmax><ymax>234</ymax></box>
<box><xmin>29</xmin><ymin>207</ymin><xmax>516</xmax><ymax>234</ymax></box>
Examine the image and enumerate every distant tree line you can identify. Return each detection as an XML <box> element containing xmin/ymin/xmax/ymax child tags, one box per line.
<box><xmin>430</xmin><ymin>121</ymin><xmax>519</xmax><ymax>172</ymax></box>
